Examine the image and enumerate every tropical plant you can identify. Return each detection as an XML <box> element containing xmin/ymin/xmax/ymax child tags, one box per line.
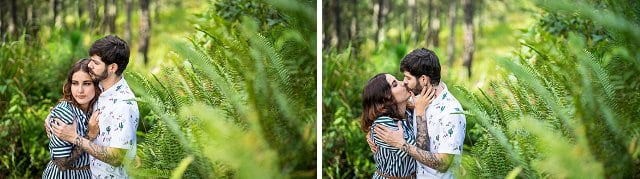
<box><xmin>453</xmin><ymin>0</ymin><xmax>640</xmax><ymax>178</ymax></box>
<box><xmin>126</xmin><ymin>0</ymin><xmax>316</xmax><ymax>178</ymax></box>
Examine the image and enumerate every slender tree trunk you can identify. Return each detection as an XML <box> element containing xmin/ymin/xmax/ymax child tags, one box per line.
<box><xmin>447</xmin><ymin>0</ymin><xmax>457</xmax><ymax>66</ymax></box>
<box><xmin>154</xmin><ymin>0</ymin><xmax>161</xmax><ymax>23</ymax></box>
<box><xmin>426</xmin><ymin>0</ymin><xmax>441</xmax><ymax>48</ymax></box>
<box><xmin>9</xmin><ymin>0</ymin><xmax>17</xmax><ymax>36</ymax></box>
<box><xmin>350</xmin><ymin>0</ymin><xmax>358</xmax><ymax>57</ymax></box>
<box><xmin>88</xmin><ymin>0</ymin><xmax>96</xmax><ymax>27</ymax></box>
<box><xmin>425</xmin><ymin>0</ymin><xmax>433</xmax><ymax>47</ymax></box>
<box><xmin>462</xmin><ymin>0</ymin><xmax>474</xmax><ymax>78</ymax></box>
<box><xmin>373</xmin><ymin>0</ymin><xmax>382</xmax><ymax>48</ymax></box>
<box><xmin>409</xmin><ymin>0</ymin><xmax>416</xmax><ymax>42</ymax></box>
<box><xmin>108</xmin><ymin>0</ymin><xmax>116</xmax><ymax>33</ymax></box>
<box><xmin>125</xmin><ymin>0</ymin><xmax>132</xmax><ymax>43</ymax></box>
<box><xmin>139</xmin><ymin>0</ymin><xmax>151</xmax><ymax>64</ymax></box>
<box><xmin>331</xmin><ymin>0</ymin><xmax>340</xmax><ymax>49</ymax></box>
<box><xmin>102</xmin><ymin>0</ymin><xmax>108</xmax><ymax>33</ymax></box>
<box><xmin>0</xmin><ymin>3</ymin><xmax>4</xmax><ymax>40</ymax></box>
<box><xmin>102</xmin><ymin>0</ymin><xmax>116</xmax><ymax>33</ymax></box>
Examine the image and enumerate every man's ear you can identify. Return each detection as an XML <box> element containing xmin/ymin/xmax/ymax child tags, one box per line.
<box><xmin>109</xmin><ymin>63</ymin><xmax>118</xmax><ymax>74</ymax></box>
<box><xmin>420</xmin><ymin>75</ymin><xmax>430</xmax><ymax>86</ymax></box>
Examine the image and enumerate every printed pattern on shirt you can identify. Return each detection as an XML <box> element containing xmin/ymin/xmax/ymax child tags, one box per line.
<box><xmin>90</xmin><ymin>78</ymin><xmax>139</xmax><ymax>179</ymax></box>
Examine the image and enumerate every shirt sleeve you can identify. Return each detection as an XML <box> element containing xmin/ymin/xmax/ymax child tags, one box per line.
<box><xmin>104</xmin><ymin>102</ymin><xmax>139</xmax><ymax>150</ymax></box>
<box><xmin>434</xmin><ymin>110</ymin><xmax>466</xmax><ymax>155</ymax></box>
<box><xmin>48</xmin><ymin>103</ymin><xmax>74</xmax><ymax>158</ymax></box>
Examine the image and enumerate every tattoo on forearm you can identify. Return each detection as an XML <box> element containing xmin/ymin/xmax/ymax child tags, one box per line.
<box><xmin>415</xmin><ymin>115</ymin><xmax>430</xmax><ymax>150</ymax></box>
<box><xmin>52</xmin><ymin>145</ymin><xmax>84</xmax><ymax>170</ymax></box>
<box><xmin>75</xmin><ymin>136</ymin><xmax>124</xmax><ymax>166</ymax></box>
<box><xmin>408</xmin><ymin>144</ymin><xmax>450</xmax><ymax>172</ymax></box>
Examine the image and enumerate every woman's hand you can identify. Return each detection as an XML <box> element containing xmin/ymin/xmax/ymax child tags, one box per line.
<box><xmin>412</xmin><ymin>83</ymin><xmax>436</xmax><ymax>117</ymax></box>
<box><xmin>374</xmin><ymin>121</ymin><xmax>406</xmax><ymax>148</ymax></box>
<box><xmin>87</xmin><ymin>110</ymin><xmax>101</xmax><ymax>141</ymax></box>
<box><xmin>51</xmin><ymin>117</ymin><xmax>79</xmax><ymax>143</ymax></box>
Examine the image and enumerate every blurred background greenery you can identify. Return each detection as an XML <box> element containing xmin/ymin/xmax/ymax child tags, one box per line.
<box><xmin>322</xmin><ymin>0</ymin><xmax>639</xmax><ymax>178</ymax></box>
<box><xmin>0</xmin><ymin>0</ymin><xmax>315</xmax><ymax>178</ymax></box>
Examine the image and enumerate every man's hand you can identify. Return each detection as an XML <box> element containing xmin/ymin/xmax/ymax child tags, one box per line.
<box><xmin>87</xmin><ymin>110</ymin><xmax>101</xmax><ymax>141</ymax></box>
<box><xmin>44</xmin><ymin>107</ymin><xmax>53</xmax><ymax>139</ymax></box>
<box><xmin>366</xmin><ymin>130</ymin><xmax>377</xmax><ymax>153</ymax></box>
<box><xmin>374</xmin><ymin>121</ymin><xmax>406</xmax><ymax>148</ymax></box>
<box><xmin>51</xmin><ymin>117</ymin><xmax>79</xmax><ymax>143</ymax></box>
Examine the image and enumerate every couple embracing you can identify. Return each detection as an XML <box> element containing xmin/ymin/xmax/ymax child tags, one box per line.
<box><xmin>362</xmin><ymin>48</ymin><xmax>466</xmax><ymax>179</ymax></box>
<box><xmin>43</xmin><ymin>35</ymin><xmax>139</xmax><ymax>178</ymax></box>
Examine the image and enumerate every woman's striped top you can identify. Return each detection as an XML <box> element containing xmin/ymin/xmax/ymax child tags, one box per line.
<box><xmin>370</xmin><ymin>112</ymin><xmax>416</xmax><ymax>179</ymax></box>
<box><xmin>42</xmin><ymin>101</ymin><xmax>91</xmax><ymax>178</ymax></box>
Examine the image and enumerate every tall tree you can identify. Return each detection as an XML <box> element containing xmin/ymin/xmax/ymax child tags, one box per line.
<box><xmin>125</xmin><ymin>0</ymin><xmax>133</xmax><ymax>43</ymax></box>
<box><xmin>332</xmin><ymin>0</ymin><xmax>341</xmax><ymax>49</ymax></box>
<box><xmin>447</xmin><ymin>0</ymin><xmax>457</xmax><ymax>66</ymax></box>
<box><xmin>102</xmin><ymin>0</ymin><xmax>116</xmax><ymax>33</ymax></box>
<box><xmin>425</xmin><ymin>0</ymin><xmax>441</xmax><ymax>48</ymax></box>
<box><xmin>462</xmin><ymin>0</ymin><xmax>474</xmax><ymax>77</ymax></box>
<box><xmin>138</xmin><ymin>0</ymin><xmax>151</xmax><ymax>64</ymax></box>
<box><xmin>88</xmin><ymin>0</ymin><xmax>96</xmax><ymax>27</ymax></box>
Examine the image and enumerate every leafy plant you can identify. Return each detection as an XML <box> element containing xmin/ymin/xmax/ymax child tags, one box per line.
<box><xmin>127</xmin><ymin>0</ymin><xmax>316</xmax><ymax>178</ymax></box>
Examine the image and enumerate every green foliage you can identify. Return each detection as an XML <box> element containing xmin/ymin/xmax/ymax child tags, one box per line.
<box><xmin>0</xmin><ymin>31</ymin><xmax>88</xmax><ymax>177</ymax></box>
<box><xmin>451</xmin><ymin>0</ymin><xmax>640</xmax><ymax>178</ymax></box>
<box><xmin>128</xmin><ymin>0</ymin><xmax>316</xmax><ymax>178</ymax></box>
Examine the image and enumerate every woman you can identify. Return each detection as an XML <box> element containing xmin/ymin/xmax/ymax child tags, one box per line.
<box><xmin>361</xmin><ymin>73</ymin><xmax>417</xmax><ymax>179</ymax></box>
<box><xmin>43</xmin><ymin>58</ymin><xmax>101</xmax><ymax>178</ymax></box>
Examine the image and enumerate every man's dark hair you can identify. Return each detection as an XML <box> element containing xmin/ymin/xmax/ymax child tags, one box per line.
<box><xmin>399</xmin><ymin>48</ymin><xmax>441</xmax><ymax>85</ymax></box>
<box><xmin>89</xmin><ymin>35</ymin><xmax>130</xmax><ymax>76</ymax></box>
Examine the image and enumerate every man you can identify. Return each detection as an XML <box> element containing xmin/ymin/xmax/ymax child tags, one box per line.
<box><xmin>370</xmin><ymin>48</ymin><xmax>466</xmax><ymax>178</ymax></box>
<box><xmin>51</xmin><ymin>35</ymin><xmax>139</xmax><ymax>178</ymax></box>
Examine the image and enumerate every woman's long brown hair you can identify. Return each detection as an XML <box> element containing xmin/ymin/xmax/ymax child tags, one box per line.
<box><xmin>360</xmin><ymin>73</ymin><xmax>405</xmax><ymax>132</ymax></box>
<box><xmin>61</xmin><ymin>58</ymin><xmax>102</xmax><ymax>113</ymax></box>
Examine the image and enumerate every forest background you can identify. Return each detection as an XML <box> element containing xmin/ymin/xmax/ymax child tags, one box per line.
<box><xmin>322</xmin><ymin>0</ymin><xmax>640</xmax><ymax>178</ymax></box>
<box><xmin>0</xmin><ymin>0</ymin><xmax>316</xmax><ymax>178</ymax></box>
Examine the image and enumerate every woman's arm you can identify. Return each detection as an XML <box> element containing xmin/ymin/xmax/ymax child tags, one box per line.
<box><xmin>51</xmin><ymin>146</ymin><xmax>84</xmax><ymax>170</ymax></box>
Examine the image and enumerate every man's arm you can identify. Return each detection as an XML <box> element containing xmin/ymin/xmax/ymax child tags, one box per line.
<box><xmin>72</xmin><ymin>135</ymin><xmax>127</xmax><ymax>166</ymax></box>
<box><xmin>374</xmin><ymin>120</ymin><xmax>453</xmax><ymax>172</ymax></box>
<box><xmin>401</xmin><ymin>142</ymin><xmax>453</xmax><ymax>172</ymax></box>
<box><xmin>51</xmin><ymin>118</ymin><xmax>127</xmax><ymax>166</ymax></box>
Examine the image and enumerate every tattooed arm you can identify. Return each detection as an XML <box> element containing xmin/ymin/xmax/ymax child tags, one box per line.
<box><xmin>72</xmin><ymin>135</ymin><xmax>126</xmax><ymax>166</ymax></box>
<box><xmin>401</xmin><ymin>141</ymin><xmax>453</xmax><ymax>172</ymax></box>
<box><xmin>51</xmin><ymin>117</ymin><xmax>127</xmax><ymax>166</ymax></box>
<box><xmin>375</xmin><ymin>117</ymin><xmax>454</xmax><ymax>173</ymax></box>
<box><xmin>51</xmin><ymin>146</ymin><xmax>84</xmax><ymax>170</ymax></box>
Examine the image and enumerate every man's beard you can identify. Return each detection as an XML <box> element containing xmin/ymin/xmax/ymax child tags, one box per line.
<box><xmin>91</xmin><ymin>68</ymin><xmax>108</xmax><ymax>81</ymax></box>
<box><xmin>411</xmin><ymin>81</ymin><xmax>423</xmax><ymax>95</ymax></box>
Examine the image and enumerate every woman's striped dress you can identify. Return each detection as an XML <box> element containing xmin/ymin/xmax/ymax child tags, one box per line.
<box><xmin>42</xmin><ymin>101</ymin><xmax>91</xmax><ymax>179</ymax></box>
<box><xmin>370</xmin><ymin>114</ymin><xmax>416</xmax><ymax>179</ymax></box>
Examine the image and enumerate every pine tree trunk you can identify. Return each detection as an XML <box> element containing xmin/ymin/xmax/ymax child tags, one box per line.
<box><xmin>447</xmin><ymin>0</ymin><xmax>457</xmax><ymax>66</ymax></box>
<box><xmin>88</xmin><ymin>0</ymin><xmax>96</xmax><ymax>27</ymax></box>
<box><xmin>462</xmin><ymin>0</ymin><xmax>474</xmax><ymax>78</ymax></box>
<box><xmin>332</xmin><ymin>0</ymin><xmax>341</xmax><ymax>49</ymax></box>
<box><xmin>409</xmin><ymin>0</ymin><xmax>416</xmax><ymax>42</ymax></box>
<box><xmin>9</xmin><ymin>0</ymin><xmax>17</xmax><ymax>36</ymax></box>
<box><xmin>125</xmin><ymin>0</ymin><xmax>132</xmax><ymax>43</ymax></box>
<box><xmin>138</xmin><ymin>0</ymin><xmax>151</xmax><ymax>64</ymax></box>
<box><xmin>108</xmin><ymin>0</ymin><xmax>116</xmax><ymax>33</ymax></box>
<box><xmin>373</xmin><ymin>0</ymin><xmax>382</xmax><ymax>48</ymax></box>
<box><xmin>426</xmin><ymin>0</ymin><xmax>441</xmax><ymax>48</ymax></box>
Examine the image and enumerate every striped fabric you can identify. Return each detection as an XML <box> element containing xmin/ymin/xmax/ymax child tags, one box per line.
<box><xmin>42</xmin><ymin>160</ymin><xmax>91</xmax><ymax>179</ymax></box>
<box><xmin>370</xmin><ymin>112</ymin><xmax>416</xmax><ymax>179</ymax></box>
<box><xmin>43</xmin><ymin>101</ymin><xmax>91</xmax><ymax>179</ymax></box>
